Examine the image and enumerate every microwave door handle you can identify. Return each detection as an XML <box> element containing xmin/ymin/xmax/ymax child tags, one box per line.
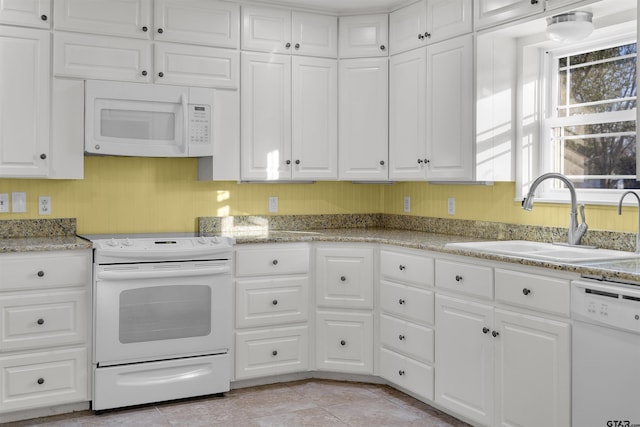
<box><xmin>181</xmin><ymin>94</ymin><xmax>189</xmax><ymax>155</ymax></box>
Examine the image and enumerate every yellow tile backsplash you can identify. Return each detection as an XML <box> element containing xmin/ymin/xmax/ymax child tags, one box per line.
<box><xmin>0</xmin><ymin>157</ymin><xmax>635</xmax><ymax>234</ymax></box>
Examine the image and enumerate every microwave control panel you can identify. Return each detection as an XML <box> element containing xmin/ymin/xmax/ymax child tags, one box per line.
<box><xmin>189</xmin><ymin>105</ymin><xmax>211</xmax><ymax>144</ymax></box>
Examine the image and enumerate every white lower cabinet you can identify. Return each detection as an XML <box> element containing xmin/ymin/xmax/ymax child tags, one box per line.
<box><xmin>0</xmin><ymin>250</ymin><xmax>91</xmax><ymax>415</ymax></box>
<box><xmin>379</xmin><ymin>348</ymin><xmax>434</xmax><ymax>400</ymax></box>
<box><xmin>316</xmin><ymin>310</ymin><xmax>373</xmax><ymax>374</ymax></box>
<box><xmin>435</xmin><ymin>259</ymin><xmax>571</xmax><ymax>427</ymax></box>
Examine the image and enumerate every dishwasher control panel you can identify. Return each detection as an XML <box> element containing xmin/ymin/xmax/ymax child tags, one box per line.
<box><xmin>572</xmin><ymin>280</ymin><xmax>640</xmax><ymax>333</ymax></box>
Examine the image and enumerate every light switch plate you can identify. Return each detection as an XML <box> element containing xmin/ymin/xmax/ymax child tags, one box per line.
<box><xmin>447</xmin><ymin>197</ymin><xmax>455</xmax><ymax>215</ymax></box>
<box><xmin>0</xmin><ymin>194</ymin><xmax>8</xmax><ymax>213</ymax></box>
<box><xmin>403</xmin><ymin>196</ymin><xmax>410</xmax><ymax>213</ymax></box>
<box><xmin>11</xmin><ymin>192</ymin><xmax>26</xmax><ymax>213</ymax></box>
<box><xmin>268</xmin><ymin>196</ymin><xmax>278</xmax><ymax>213</ymax></box>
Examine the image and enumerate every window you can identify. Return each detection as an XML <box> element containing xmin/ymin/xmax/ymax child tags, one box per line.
<box><xmin>542</xmin><ymin>37</ymin><xmax>637</xmax><ymax>199</ymax></box>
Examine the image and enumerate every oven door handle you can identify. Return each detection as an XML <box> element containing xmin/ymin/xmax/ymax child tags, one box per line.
<box><xmin>97</xmin><ymin>266</ymin><xmax>230</xmax><ymax>281</ymax></box>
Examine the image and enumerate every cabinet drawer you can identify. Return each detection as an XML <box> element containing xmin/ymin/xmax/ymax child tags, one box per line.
<box><xmin>380</xmin><ymin>281</ymin><xmax>434</xmax><ymax>325</ymax></box>
<box><xmin>380</xmin><ymin>314</ymin><xmax>433</xmax><ymax>364</ymax></box>
<box><xmin>435</xmin><ymin>259</ymin><xmax>493</xmax><ymax>299</ymax></box>
<box><xmin>379</xmin><ymin>348</ymin><xmax>434</xmax><ymax>401</ymax></box>
<box><xmin>235</xmin><ymin>244</ymin><xmax>310</xmax><ymax>277</ymax></box>
<box><xmin>316</xmin><ymin>246</ymin><xmax>374</xmax><ymax>309</ymax></box>
<box><xmin>495</xmin><ymin>269</ymin><xmax>570</xmax><ymax>317</ymax></box>
<box><xmin>316</xmin><ymin>310</ymin><xmax>373</xmax><ymax>374</ymax></box>
<box><xmin>0</xmin><ymin>251</ymin><xmax>91</xmax><ymax>291</ymax></box>
<box><xmin>236</xmin><ymin>277</ymin><xmax>308</xmax><ymax>328</ymax></box>
<box><xmin>235</xmin><ymin>326</ymin><xmax>308</xmax><ymax>380</ymax></box>
<box><xmin>0</xmin><ymin>289</ymin><xmax>88</xmax><ymax>352</ymax></box>
<box><xmin>0</xmin><ymin>347</ymin><xmax>88</xmax><ymax>413</ymax></box>
<box><xmin>380</xmin><ymin>249</ymin><xmax>434</xmax><ymax>287</ymax></box>
<box><xmin>53</xmin><ymin>32</ymin><xmax>151</xmax><ymax>82</ymax></box>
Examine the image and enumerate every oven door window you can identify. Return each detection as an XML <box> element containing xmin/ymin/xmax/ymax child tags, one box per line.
<box><xmin>119</xmin><ymin>285</ymin><xmax>211</xmax><ymax>344</ymax></box>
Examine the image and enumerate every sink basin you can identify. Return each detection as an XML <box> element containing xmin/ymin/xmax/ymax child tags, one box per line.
<box><xmin>445</xmin><ymin>240</ymin><xmax>640</xmax><ymax>263</ymax></box>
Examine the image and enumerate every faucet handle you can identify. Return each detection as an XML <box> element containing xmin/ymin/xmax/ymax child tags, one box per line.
<box><xmin>579</xmin><ymin>204</ymin><xmax>587</xmax><ymax>224</ymax></box>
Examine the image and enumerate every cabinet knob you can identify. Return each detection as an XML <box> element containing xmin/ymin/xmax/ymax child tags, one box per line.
<box><xmin>398</xmin><ymin>334</ymin><xmax>405</xmax><ymax>341</ymax></box>
<box><xmin>522</xmin><ymin>288</ymin><xmax>531</xmax><ymax>296</ymax></box>
<box><xmin>424</xmin><ymin>159</ymin><xmax>430</xmax><ymax>164</ymax></box>
<box><xmin>157</xmin><ymin>28</ymin><xmax>164</xmax><ymax>34</ymax></box>
<box><xmin>417</xmin><ymin>159</ymin><xmax>424</xmax><ymax>164</ymax></box>
<box><xmin>158</xmin><ymin>72</ymin><xmax>164</xmax><ymax>78</ymax></box>
<box><xmin>272</xmin><ymin>259</ymin><xmax>278</xmax><ymax>265</ymax></box>
<box><xmin>37</xmin><ymin>270</ymin><xmax>45</xmax><ymax>278</ymax></box>
<box><xmin>482</xmin><ymin>327</ymin><xmax>490</xmax><ymax>334</ymax></box>
<box><xmin>37</xmin><ymin>318</ymin><xmax>45</xmax><ymax>326</ymax></box>
<box><xmin>398</xmin><ymin>370</ymin><xmax>405</xmax><ymax>376</ymax></box>
<box><xmin>272</xmin><ymin>299</ymin><xmax>278</xmax><ymax>306</ymax></box>
<box><xmin>380</xmin><ymin>160</ymin><xmax>385</xmax><ymax>166</ymax></box>
<box><xmin>340</xmin><ymin>340</ymin><xmax>346</xmax><ymax>346</ymax></box>
<box><xmin>424</xmin><ymin>32</ymin><xmax>431</xmax><ymax>39</ymax></box>
<box><xmin>492</xmin><ymin>330</ymin><xmax>500</xmax><ymax>338</ymax></box>
<box><xmin>40</xmin><ymin>153</ymin><xmax>47</xmax><ymax>160</ymax></box>
<box><xmin>37</xmin><ymin>378</ymin><xmax>45</xmax><ymax>385</ymax></box>
<box><xmin>455</xmin><ymin>275</ymin><xmax>463</xmax><ymax>282</ymax></box>
<box><xmin>398</xmin><ymin>298</ymin><xmax>405</xmax><ymax>305</ymax></box>
<box><xmin>340</xmin><ymin>276</ymin><xmax>346</xmax><ymax>282</ymax></box>
<box><xmin>295</xmin><ymin>43</ymin><xmax>300</xmax><ymax>49</ymax></box>
<box><xmin>41</xmin><ymin>15</ymin><xmax>48</xmax><ymax>21</ymax></box>
<box><xmin>399</xmin><ymin>265</ymin><xmax>406</xmax><ymax>271</ymax></box>
<box><xmin>531</xmin><ymin>0</ymin><xmax>538</xmax><ymax>4</ymax></box>
<box><xmin>142</xmin><ymin>26</ymin><xmax>148</xmax><ymax>32</ymax></box>
<box><xmin>141</xmin><ymin>70</ymin><xmax>148</xmax><ymax>76</ymax></box>
<box><xmin>418</xmin><ymin>34</ymin><xmax>424</xmax><ymax>40</ymax></box>
<box><xmin>285</xmin><ymin>42</ymin><xmax>291</xmax><ymax>49</ymax></box>
<box><xmin>286</xmin><ymin>160</ymin><xmax>291</xmax><ymax>165</ymax></box>
<box><xmin>295</xmin><ymin>160</ymin><xmax>300</xmax><ymax>165</ymax></box>
<box><xmin>272</xmin><ymin>350</ymin><xmax>278</xmax><ymax>356</ymax></box>
<box><xmin>380</xmin><ymin>45</ymin><xmax>386</xmax><ymax>51</ymax></box>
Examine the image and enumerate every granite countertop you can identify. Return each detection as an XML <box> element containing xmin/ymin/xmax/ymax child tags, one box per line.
<box><xmin>0</xmin><ymin>219</ymin><xmax>92</xmax><ymax>253</ymax></box>
<box><xmin>0</xmin><ymin>235</ymin><xmax>93</xmax><ymax>253</ymax></box>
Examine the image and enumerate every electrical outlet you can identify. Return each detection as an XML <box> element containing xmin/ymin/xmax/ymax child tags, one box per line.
<box><xmin>11</xmin><ymin>192</ymin><xmax>26</xmax><ymax>213</ymax></box>
<box><xmin>403</xmin><ymin>196</ymin><xmax>410</xmax><ymax>213</ymax></box>
<box><xmin>268</xmin><ymin>196</ymin><xmax>278</xmax><ymax>213</ymax></box>
<box><xmin>0</xmin><ymin>194</ymin><xmax>8</xmax><ymax>213</ymax></box>
<box><xmin>39</xmin><ymin>196</ymin><xmax>51</xmax><ymax>215</ymax></box>
<box><xmin>447</xmin><ymin>197</ymin><xmax>455</xmax><ymax>215</ymax></box>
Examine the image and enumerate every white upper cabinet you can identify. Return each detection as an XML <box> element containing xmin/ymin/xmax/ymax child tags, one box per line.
<box><xmin>338</xmin><ymin>14</ymin><xmax>388</xmax><ymax>58</ymax></box>
<box><xmin>0</xmin><ymin>26</ymin><xmax>50</xmax><ymax>177</ymax></box>
<box><xmin>339</xmin><ymin>58</ymin><xmax>389</xmax><ymax>181</ymax></box>
<box><xmin>425</xmin><ymin>34</ymin><xmax>473</xmax><ymax>181</ymax></box>
<box><xmin>0</xmin><ymin>0</ymin><xmax>50</xmax><ymax>29</ymax></box>
<box><xmin>389</xmin><ymin>0</ymin><xmax>472</xmax><ymax>55</ymax></box>
<box><xmin>154</xmin><ymin>0</ymin><xmax>239</xmax><ymax>47</ymax></box>
<box><xmin>389</xmin><ymin>48</ymin><xmax>427</xmax><ymax>180</ymax></box>
<box><xmin>54</xmin><ymin>0</ymin><xmax>239</xmax><ymax>47</ymax></box>
<box><xmin>53</xmin><ymin>0</ymin><xmax>152</xmax><ymax>39</ymax></box>
<box><xmin>242</xmin><ymin>6</ymin><xmax>337</xmax><ymax>57</ymax></box>
<box><xmin>474</xmin><ymin>0</ymin><xmax>544</xmax><ymax>29</ymax></box>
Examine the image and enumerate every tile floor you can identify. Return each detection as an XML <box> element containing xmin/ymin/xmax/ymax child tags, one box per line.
<box><xmin>8</xmin><ymin>379</ymin><xmax>471</xmax><ymax>427</ymax></box>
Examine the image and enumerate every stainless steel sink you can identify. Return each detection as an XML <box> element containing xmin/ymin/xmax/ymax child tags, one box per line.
<box><xmin>445</xmin><ymin>240</ymin><xmax>640</xmax><ymax>263</ymax></box>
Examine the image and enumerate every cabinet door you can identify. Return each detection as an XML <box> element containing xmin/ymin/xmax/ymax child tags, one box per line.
<box><xmin>338</xmin><ymin>14</ymin><xmax>389</xmax><ymax>58</ymax></box>
<box><xmin>292</xmin><ymin>12</ymin><xmax>337</xmax><ymax>58</ymax></box>
<box><xmin>316</xmin><ymin>246</ymin><xmax>373</xmax><ymax>309</ymax></box>
<box><xmin>0</xmin><ymin>0</ymin><xmax>50</xmax><ymax>28</ymax></box>
<box><xmin>0</xmin><ymin>26</ymin><xmax>49</xmax><ymax>177</ymax></box>
<box><xmin>291</xmin><ymin>57</ymin><xmax>338</xmax><ymax>180</ymax></box>
<box><xmin>316</xmin><ymin>310</ymin><xmax>373</xmax><ymax>374</ymax></box>
<box><xmin>154</xmin><ymin>0</ymin><xmax>239</xmax><ymax>48</ymax></box>
<box><xmin>339</xmin><ymin>58</ymin><xmax>389</xmax><ymax>181</ymax></box>
<box><xmin>425</xmin><ymin>34</ymin><xmax>473</xmax><ymax>181</ymax></box>
<box><xmin>389</xmin><ymin>0</ymin><xmax>427</xmax><ymax>55</ymax></box>
<box><xmin>53</xmin><ymin>32</ymin><xmax>151</xmax><ymax>82</ymax></box>
<box><xmin>435</xmin><ymin>294</ymin><xmax>493</xmax><ymax>426</ymax></box>
<box><xmin>494</xmin><ymin>309</ymin><xmax>571</xmax><ymax>427</ymax></box>
<box><xmin>241</xmin><ymin>52</ymin><xmax>292</xmax><ymax>181</ymax></box>
<box><xmin>474</xmin><ymin>0</ymin><xmax>544</xmax><ymax>29</ymax></box>
<box><xmin>426</xmin><ymin>0</ymin><xmax>472</xmax><ymax>43</ymax></box>
<box><xmin>154</xmin><ymin>42</ymin><xmax>238</xmax><ymax>88</ymax></box>
<box><xmin>53</xmin><ymin>0</ymin><xmax>151</xmax><ymax>39</ymax></box>
<box><xmin>389</xmin><ymin>48</ymin><xmax>427</xmax><ymax>181</ymax></box>
<box><xmin>241</xmin><ymin>5</ymin><xmax>291</xmax><ymax>54</ymax></box>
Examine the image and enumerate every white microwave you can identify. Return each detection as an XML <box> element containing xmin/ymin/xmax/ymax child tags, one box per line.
<box><xmin>85</xmin><ymin>80</ymin><xmax>213</xmax><ymax>157</ymax></box>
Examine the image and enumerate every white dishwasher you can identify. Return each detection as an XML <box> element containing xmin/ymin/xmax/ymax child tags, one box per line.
<box><xmin>572</xmin><ymin>279</ymin><xmax>640</xmax><ymax>427</ymax></box>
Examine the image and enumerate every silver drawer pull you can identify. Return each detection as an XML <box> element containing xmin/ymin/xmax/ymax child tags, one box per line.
<box><xmin>522</xmin><ymin>288</ymin><xmax>531</xmax><ymax>296</ymax></box>
<box><xmin>340</xmin><ymin>340</ymin><xmax>346</xmax><ymax>346</ymax></box>
<box><xmin>340</xmin><ymin>276</ymin><xmax>346</xmax><ymax>282</ymax></box>
<box><xmin>37</xmin><ymin>378</ymin><xmax>45</xmax><ymax>385</ymax></box>
<box><xmin>272</xmin><ymin>300</ymin><xmax>278</xmax><ymax>306</ymax></box>
<box><xmin>37</xmin><ymin>318</ymin><xmax>44</xmax><ymax>325</ymax></box>
<box><xmin>398</xmin><ymin>298</ymin><xmax>406</xmax><ymax>305</ymax></box>
<box><xmin>399</xmin><ymin>265</ymin><xmax>406</xmax><ymax>271</ymax></box>
<box><xmin>37</xmin><ymin>270</ymin><xmax>45</xmax><ymax>278</ymax></box>
<box><xmin>398</xmin><ymin>334</ymin><xmax>405</xmax><ymax>341</ymax></box>
<box><xmin>272</xmin><ymin>350</ymin><xmax>278</xmax><ymax>356</ymax></box>
<box><xmin>455</xmin><ymin>275</ymin><xmax>463</xmax><ymax>282</ymax></box>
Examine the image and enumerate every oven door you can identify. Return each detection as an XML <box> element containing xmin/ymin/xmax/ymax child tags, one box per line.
<box><xmin>94</xmin><ymin>260</ymin><xmax>231</xmax><ymax>366</ymax></box>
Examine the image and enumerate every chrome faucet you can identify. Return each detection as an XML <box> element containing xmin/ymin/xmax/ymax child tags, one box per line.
<box><xmin>521</xmin><ymin>172</ymin><xmax>588</xmax><ymax>246</ymax></box>
<box><xmin>618</xmin><ymin>191</ymin><xmax>640</xmax><ymax>254</ymax></box>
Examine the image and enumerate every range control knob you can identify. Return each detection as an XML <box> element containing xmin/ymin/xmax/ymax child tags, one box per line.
<box><xmin>122</xmin><ymin>238</ymin><xmax>134</xmax><ymax>247</ymax></box>
<box><xmin>197</xmin><ymin>236</ymin><xmax>208</xmax><ymax>244</ymax></box>
<box><xmin>106</xmin><ymin>239</ymin><xmax>119</xmax><ymax>247</ymax></box>
<box><xmin>211</xmin><ymin>236</ymin><xmax>220</xmax><ymax>244</ymax></box>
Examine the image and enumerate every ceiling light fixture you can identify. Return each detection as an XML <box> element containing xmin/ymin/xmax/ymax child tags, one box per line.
<box><xmin>546</xmin><ymin>11</ymin><xmax>594</xmax><ymax>43</ymax></box>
